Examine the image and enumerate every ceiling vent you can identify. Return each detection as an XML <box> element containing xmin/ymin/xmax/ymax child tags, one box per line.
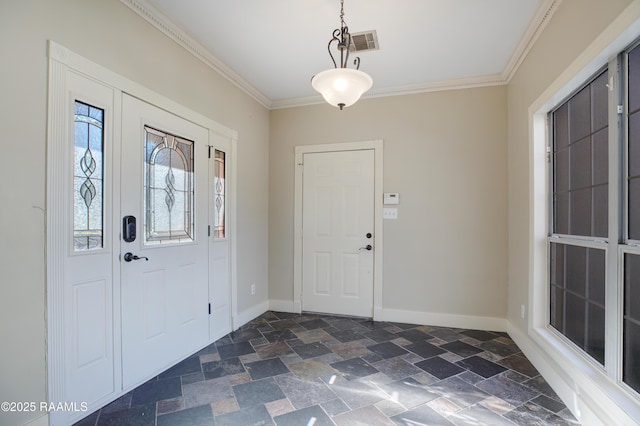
<box><xmin>349</xmin><ymin>30</ymin><xmax>379</xmax><ymax>53</ymax></box>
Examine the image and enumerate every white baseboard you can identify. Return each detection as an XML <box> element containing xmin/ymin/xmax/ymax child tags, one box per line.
<box><xmin>233</xmin><ymin>300</ymin><xmax>269</xmax><ymax>329</ymax></box>
<box><xmin>377</xmin><ymin>307</ymin><xmax>507</xmax><ymax>332</ymax></box>
<box><xmin>25</xmin><ymin>414</ymin><xmax>49</xmax><ymax>426</ymax></box>
<box><xmin>269</xmin><ymin>299</ymin><xmax>300</xmax><ymax>313</ymax></box>
<box><xmin>266</xmin><ymin>301</ymin><xmax>506</xmax><ymax>331</ymax></box>
<box><xmin>508</xmin><ymin>323</ymin><xmax>639</xmax><ymax>426</ymax></box>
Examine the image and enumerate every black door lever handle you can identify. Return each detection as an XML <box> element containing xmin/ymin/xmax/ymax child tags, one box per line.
<box><xmin>123</xmin><ymin>252</ymin><xmax>149</xmax><ymax>262</ymax></box>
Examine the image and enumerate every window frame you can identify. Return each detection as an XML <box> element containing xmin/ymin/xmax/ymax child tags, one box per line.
<box><xmin>545</xmin><ymin>40</ymin><xmax>640</xmax><ymax>399</ymax></box>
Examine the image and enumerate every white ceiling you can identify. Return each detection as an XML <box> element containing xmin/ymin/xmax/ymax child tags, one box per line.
<box><xmin>130</xmin><ymin>0</ymin><xmax>552</xmax><ymax>109</ymax></box>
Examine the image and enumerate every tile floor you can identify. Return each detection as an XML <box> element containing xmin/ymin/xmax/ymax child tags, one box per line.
<box><xmin>75</xmin><ymin>311</ymin><xmax>580</xmax><ymax>425</ymax></box>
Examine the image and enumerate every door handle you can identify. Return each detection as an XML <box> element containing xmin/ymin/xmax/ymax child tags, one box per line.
<box><xmin>359</xmin><ymin>245</ymin><xmax>373</xmax><ymax>251</ymax></box>
<box><xmin>123</xmin><ymin>252</ymin><xmax>149</xmax><ymax>262</ymax></box>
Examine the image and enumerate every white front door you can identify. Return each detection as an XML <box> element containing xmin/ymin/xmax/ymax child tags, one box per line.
<box><xmin>120</xmin><ymin>94</ymin><xmax>209</xmax><ymax>388</ymax></box>
<box><xmin>302</xmin><ymin>149</ymin><xmax>375</xmax><ymax>317</ymax></box>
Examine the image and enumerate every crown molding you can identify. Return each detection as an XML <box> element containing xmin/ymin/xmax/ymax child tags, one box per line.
<box><xmin>120</xmin><ymin>0</ymin><xmax>272</xmax><ymax>109</ymax></box>
<box><xmin>121</xmin><ymin>0</ymin><xmax>560</xmax><ymax>111</ymax></box>
<box><xmin>270</xmin><ymin>73</ymin><xmax>507</xmax><ymax>110</ymax></box>
<box><xmin>502</xmin><ymin>0</ymin><xmax>563</xmax><ymax>82</ymax></box>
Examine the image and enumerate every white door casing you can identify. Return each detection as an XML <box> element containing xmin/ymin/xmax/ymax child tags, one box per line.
<box><xmin>120</xmin><ymin>94</ymin><xmax>210</xmax><ymax>388</ymax></box>
<box><xmin>294</xmin><ymin>141</ymin><xmax>383</xmax><ymax>319</ymax></box>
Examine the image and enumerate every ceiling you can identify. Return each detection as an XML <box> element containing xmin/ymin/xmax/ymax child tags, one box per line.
<box><xmin>126</xmin><ymin>0</ymin><xmax>555</xmax><ymax>109</ymax></box>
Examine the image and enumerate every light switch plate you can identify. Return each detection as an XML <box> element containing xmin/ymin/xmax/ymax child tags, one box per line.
<box><xmin>383</xmin><ymin>208</ymin><xmax>398</xmax><ymax>219</ymax></box>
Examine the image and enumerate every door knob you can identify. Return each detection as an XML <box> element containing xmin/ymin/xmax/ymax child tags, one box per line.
<box><xmin>123</xmin><ymin>252</ymin><xmax>149</xmax><ymax>262</ymax></box>
<box><xmin>359</xmin><ymin>245</ymin><xmax>373</xmax><ymax>251</ymax></box>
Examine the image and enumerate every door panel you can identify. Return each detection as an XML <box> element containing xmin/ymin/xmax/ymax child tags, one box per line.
<box><xmin>64</xmin><ymin>72</ymin><xmax>115</xmax><ymax>406</ymax></box>
<box><xmin>302</xmin><ymin>150</ymin><xmax>374</xmax><ymax>317</ymax></box>
<box><xmin>120</xmin><ymin>94</ymin><xmax>209</xmax><ymax>388</ymax></box>
<box><xmin>209</xmin><ymin>142</ymin><xmax>232</xmax><ymax>340</ymax></box>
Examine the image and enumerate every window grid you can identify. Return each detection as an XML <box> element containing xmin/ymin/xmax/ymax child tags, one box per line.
<box><xmin>549</xmin><ymin>68</ymin><xmax>609</xmax><ymax>367</ymax></box>
<box><xmin>548</xmin><ymin>39</ymin><xmax>640</xmax><ymax>398</ymax></box>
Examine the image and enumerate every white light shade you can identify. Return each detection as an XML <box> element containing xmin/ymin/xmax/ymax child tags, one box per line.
<box><xmin>311</xmin><ymin>68</ymin><xmax>373</xmax><ymax>109</ymax></box>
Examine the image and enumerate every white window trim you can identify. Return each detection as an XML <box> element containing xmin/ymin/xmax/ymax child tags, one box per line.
<box><xmin>526</xmin><ymin>3</ymin><xmax>640</xmax><ymax>424</ymax></box>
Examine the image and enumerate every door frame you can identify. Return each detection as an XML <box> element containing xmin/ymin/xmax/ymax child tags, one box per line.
<box><xmin>293</xmin><ymin>140</ymin><xmax>384</xmax><ymax>319</ymax></box>
<box><xmin>46</xmin><ymin>40</ymin><xmax>238</xmax><ymax>425</ymax></box>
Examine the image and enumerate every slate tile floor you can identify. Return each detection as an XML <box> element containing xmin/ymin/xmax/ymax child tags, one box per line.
<box><xmin>75</xmin><ymin>311</ymin><xmax>580</xmax><ymax>425</ymax></box>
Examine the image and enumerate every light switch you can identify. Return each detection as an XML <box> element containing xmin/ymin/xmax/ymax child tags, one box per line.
<box><xmin>383</xmin><ymin>208</ymin><xmax>398</xmax><ymax>219</ymax></box>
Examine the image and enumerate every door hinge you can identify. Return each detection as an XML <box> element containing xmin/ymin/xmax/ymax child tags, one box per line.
<box><xmin>208</xmin><ymin>303</ymin><xmax>211</xmax><ymax>315</ymax></box>
<box><xmin>208</xmin><ymin>146</ymin><xmax>212</xmax><ymax>158</ymax></box>
<box><xmin>208</xmin><ymin>225</ymin><xmax>211</xmax><ymax>237</ymax></box>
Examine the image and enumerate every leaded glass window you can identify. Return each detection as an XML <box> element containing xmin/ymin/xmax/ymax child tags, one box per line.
<box><xmin>144</xmin><ymin>126</ymin><xmax>194</xmax><ymax>244</ymax></box>
<box><xmin>73</xmin><ymin>101</ymin><xmax>104</xmax><ymax>251</ymax></box>
<box><xmin>214</xmin><ymin>150</ymin><xmax>226</xmax><ymax>239</ymax></box>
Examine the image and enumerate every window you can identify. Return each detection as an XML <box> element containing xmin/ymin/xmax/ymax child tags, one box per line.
<box><xmin>73</xmin><ymin>101</ymin><xmax>104</xmax><ymax>251</ymax></box>
<box><xmin>144</xmin><ymin>126</ymin><xmax>194</xmax><ymax>244</ymax></box>
<box><xmin>624</xmin><ymin>42</ymin><xmax>640</xmax><ymax>394</ymax></box>
<box><xmin>550</xmin><ymin>69</ymin><xmax>608</xmax><ymax>365</ymax></box>
<box><xmin>213</xmin><ymin>149</ymin><xmax>226</xmax><ymax>239</ymax></box>
<box><xmin>548</xmin><ymin>41</ymin><xmax>640</xmax><ymax>396</ymax></box>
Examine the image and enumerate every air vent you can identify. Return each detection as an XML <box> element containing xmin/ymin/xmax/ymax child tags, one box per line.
<box><xmin>349</xmin><ymin>30</ymin><xmax>379</xmax><ymax>53</ymax></box>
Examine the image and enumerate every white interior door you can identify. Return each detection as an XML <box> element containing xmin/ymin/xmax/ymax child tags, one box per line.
<box><xmin>302</xmin><ymin>149</ymin><xmax>375</xmax><ymax>317</ymax></box>
<box><xmin>120</xmin><ymin>94</ymin><xmax>209</xmax><ymax>388</ymax></box>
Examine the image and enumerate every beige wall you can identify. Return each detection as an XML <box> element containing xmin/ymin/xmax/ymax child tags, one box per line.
<box><xmin>0</xmin><ymin>1</ymin><xmax>269</xmax><ymax>425</ymax></box>
<box><xmin>506</xmin><ymin>0</ymin><xmax>632</xmax><ymax>332</ymax></box>
<box><xmin>270</xmin><ymin>86</ymin><xmax>508</xmax><ymax>320</ymax></box>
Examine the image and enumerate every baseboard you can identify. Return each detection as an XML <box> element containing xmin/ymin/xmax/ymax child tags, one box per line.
<box><xmin>377</xmin><ymin>307</ymin><xmax>507</xmax><ymax>332</ymax></box>
<box><xmin>508</xmin><ymin>322</ymin><xmax>639</xmax><ymax>426</ymax></box>
<box><xmin>269</xmin><ymin>299</ymin><xmax>299</xmax><ymax>313</ymax></box>
<box><xmin>233</xmin><ymin>300</ymin><xmax>269</xmax><ymax>329</ymax></box>
<box><xmin>24</xmin><ymin>414</ymin><xmax>49</xmax><ymax>426</ymax></box>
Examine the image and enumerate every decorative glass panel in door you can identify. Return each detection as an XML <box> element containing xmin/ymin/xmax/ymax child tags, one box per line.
<box><xmin>73</xmin><ymin>101</ymin><xmax>104</xmax><ymax>251</ymax></box>
<box><xmin>214</xmin><ymin>149</ymin><xmax>225</xmax><ymax>239</ymax></box>
<box><xmin>144</xmin><ymin>126</ymin><xmax>194</xmax><ymax>244</ymax></box>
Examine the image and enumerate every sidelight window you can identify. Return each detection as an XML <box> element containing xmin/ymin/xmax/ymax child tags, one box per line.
<box><xmin>73</xmin><ymin>101</ymin><xmax>104</xmax><ymax>251</ymax></box>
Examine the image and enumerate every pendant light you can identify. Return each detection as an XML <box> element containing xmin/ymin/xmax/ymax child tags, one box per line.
<box><xmin>311</xmin><ymin>0</ymin><xmax>373</xmax><ymax>110</ymax></box>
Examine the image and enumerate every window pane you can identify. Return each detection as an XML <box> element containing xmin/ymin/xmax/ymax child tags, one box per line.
<box><xmin>593</xmin><ymin>185</ymin><xmax>608</xmax><ymax>238</ymax></box>
<box><xmin>565</xmin><ymin>292</ymin><xmax>586</xmax><ymax>347</ymax></box>
<box><xmin>144</xmin><ymin>126</ymin><xmax>194</xmax><ymax>244</ymax></box>
<box><xmin>566</xmin><ymin>245</ymin><xmax>587</xmax><ymax>297</ymax></box>
<box><xmin>629</xmin><ymin>43</ymin><xmax>640</xmax><ymax>113</ymax></box>
<box><xmin>550</xmin><ymin>242</ymin><xmax>605</xmax><ymax>366</ymax></box>
<box><xmin>592</xmin><ymin>129</ymin><xmax>608</xmax><ymax>186</ymax></box>
<box><xmin>630</xmin><ymin>178</ymin><xmax>640</xmax><ymax>240</ymax></box>
<box><xmin>73</xmin><ymin>100</ymin><xmax>104</xmax><ymax>251</ymax></box>
<box><xmin>630</xmin><ymin>44</ymin><xmax>640</xmax><ymax>240</ymax></box>
<box><xmin>554</xmin><ymin>104</ymin><xmax>569</xmax><ymax>150</ymax></box>
<box><xmin>570</xmin><ymin>137</ymin><xmax>591</xmax><ymax>190</ymax></box>
<box><xmin>570</xmin><ymin>188</ymin><xmax>591</xmax><ymax>236</ymax></box>
<box><xmin>569</xmin><ymin>86</ymin><xmax>591</xmax><ymax>143</ymax></box>
<box><xmin>591</xmin><ymin>71</ymin><xmax>609</xmax><ymax>132</ymax></box>
<box><xmin>624</xmin><ymin>253</ymin><xmax>640</xmax><ymax>392</ymax></box>
<box><xmin>587</xmin><ymin>303</ymin><xmax>605</xmax><ymax>364</ymax></box>
<box><xmin>552</xmin><ymin>69</ymin><xmax>608</xmax><ymax>238</ymax></box>
<box><xmin>214</xmin><ymin>150</ymin><xmax>226</xmax><ymax>239</ymax></box>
